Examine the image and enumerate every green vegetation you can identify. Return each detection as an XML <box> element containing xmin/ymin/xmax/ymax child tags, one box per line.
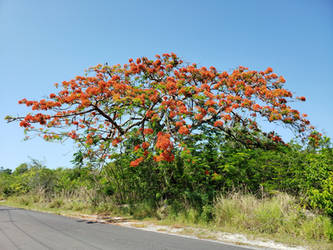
<box><xmin>3</xmin><ymin>54</ymin><xmax>333</xmax><ymax>249</ymax></box>
<box><xmin>1</xmin><ymin>132</ymin><xmax>332</xmax><ymax>249</ymax></box>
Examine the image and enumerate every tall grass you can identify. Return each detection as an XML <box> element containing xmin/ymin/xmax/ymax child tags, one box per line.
<box><xmin>214</xmin><ymin>192</ymin><xmax>333</xmax><ymax>242</ymax></box>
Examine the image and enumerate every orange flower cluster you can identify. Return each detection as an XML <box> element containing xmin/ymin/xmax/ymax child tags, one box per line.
<box><xmin>112</xmin><ymin>137</ymin><xmax>122</xmax><ymax>146</ymax></box>
<box><xmin>156</xmin><ymin>132</ymin><xmax>173</xmax><ymax>151</ymax></box>
<box><xmin>155</xmin><ymin>132</ymin><xmax>174</xmax><ymax>162</ymax></box>
<box><xmin>143</xmin><ymin>128</ymin><xmax>154</xmax><ymax>135</ymax></box>
<box><xmin>130</xmin><ymin>157</ymin><xmax>144</xmax><ymax>167</ymax></box>
<box><xmin>214</xmin><ymin>120</ymin><xmax>223</xmax><ymax>127</ymax></box>
<box><xmin>142</xmin><ymin>142</ymin><xmax>150</xmax><ymax>149</ymax></box>
<box><xmin>178</xmin><ymin>126</ymin><xmax>189</xmax><ymax>135</ymax></box>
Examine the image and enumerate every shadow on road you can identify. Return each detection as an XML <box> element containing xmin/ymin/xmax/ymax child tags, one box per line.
<box><xmin>76</xmin><ymin>219</ymin><xmax>99</xmax><ymax>224</ymax></box>
<box><xmin>0</xmin><ymin>207</ymin><xmax>23</xmax><ymax>212</ymax></box>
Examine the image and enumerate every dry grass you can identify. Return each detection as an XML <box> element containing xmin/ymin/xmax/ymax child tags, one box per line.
<box><xmin>213</xmin><ymin>192</ymin><xmax>333</xmax><ymax>248</ymax></box>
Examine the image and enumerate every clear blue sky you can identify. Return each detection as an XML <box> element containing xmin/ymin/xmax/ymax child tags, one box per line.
<box><xmin>1</xmin><ymin>0</ymin><xmax>332</xmax><ymax>170</ymax></box>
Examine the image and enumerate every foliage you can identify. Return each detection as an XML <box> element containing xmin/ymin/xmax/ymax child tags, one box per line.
<box><xmin>2</xmin><ymin>135</ymin><xmax>332</xmax><ymax>217</ymax></box>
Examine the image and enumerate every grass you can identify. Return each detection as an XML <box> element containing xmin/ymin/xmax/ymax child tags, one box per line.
<box><xmin>131</xmin><ymin>223</ymin><xmax>146</xmax><ymax>228</ymax></box>
<box><xmin>2</xmin><ymin>194</ymin><xmax>94</xmax><ymax>217</ymax></box>
<box><xmin>2</xmin><ymin>192</ymin><xmax>333</xmax><ymax>249</ymax></box>
<box><xmin>212</xmin><ymin>192</ymin><xmax>333</xmax><ymax>249</ymax></box>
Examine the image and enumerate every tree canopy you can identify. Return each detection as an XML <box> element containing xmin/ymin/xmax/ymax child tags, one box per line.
<box><xmin>6</xmin><ymin>53</ymin><xmax>318</xmax><ymax>167</ymax></box>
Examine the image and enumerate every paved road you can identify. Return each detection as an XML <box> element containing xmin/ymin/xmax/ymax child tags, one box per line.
<box><xmin>0</xmin><ymin>206</ymin><xmax>253</xmax><ymax>250</ymax></box>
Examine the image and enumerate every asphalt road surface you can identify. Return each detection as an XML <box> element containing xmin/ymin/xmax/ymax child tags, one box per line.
<box><xmin>0</xmin><ymin>205</ymin><xmax>253</xmax><ymax>250</ymax></box>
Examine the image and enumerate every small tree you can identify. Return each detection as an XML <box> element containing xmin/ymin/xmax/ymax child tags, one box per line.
<box><xmin>6</xmin><ymin>53</ymin><xmax>317</xmax><ymax>167</ymax></box>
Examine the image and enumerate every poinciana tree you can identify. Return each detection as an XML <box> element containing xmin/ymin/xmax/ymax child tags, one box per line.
<box><xmin>6</xmin><ymin>53</ymin><xmax>319</xmax><ymax>167</ymax></box>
